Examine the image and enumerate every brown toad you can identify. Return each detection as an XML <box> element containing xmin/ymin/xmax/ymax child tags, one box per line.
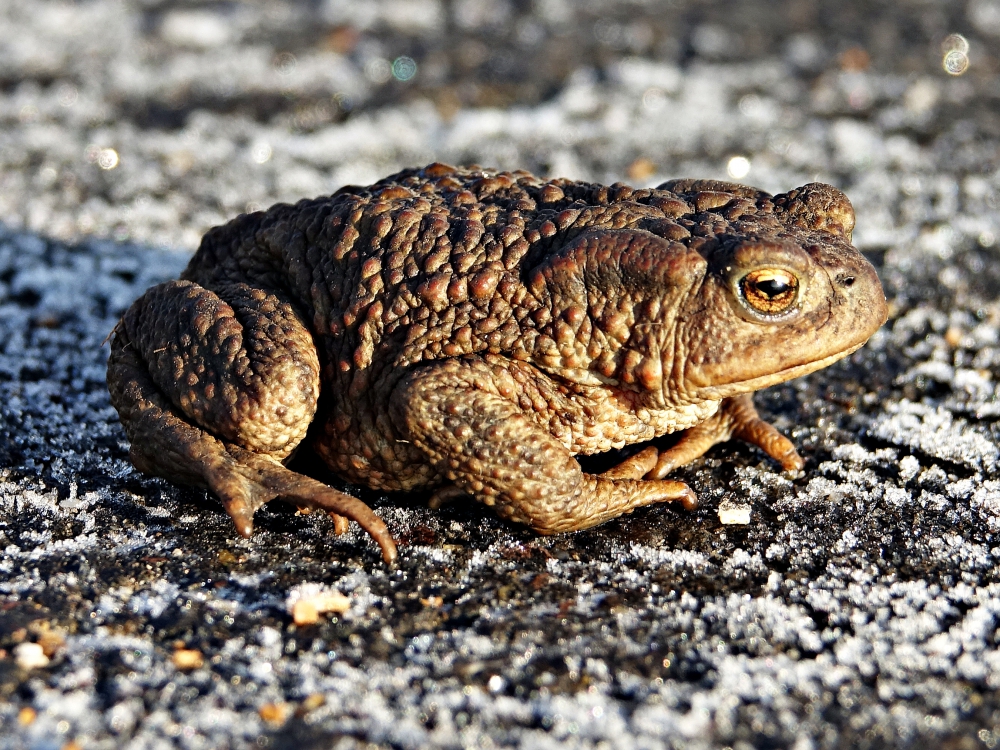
<box><xmin>107</xmin><ymin>164</ymin><xmax>887</xmax><ymax>563</ymax></box>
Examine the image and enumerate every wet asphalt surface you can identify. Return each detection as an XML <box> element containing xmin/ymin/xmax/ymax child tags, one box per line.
<box><xmin>4</xmin><ymin>1</ymin><xmax>1000</xmax><ymax>748</ymax></box>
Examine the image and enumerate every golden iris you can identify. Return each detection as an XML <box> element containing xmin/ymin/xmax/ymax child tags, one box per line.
<box><xmin>739</xmin><ymin>269</ymin><xmax>799</xmax><ymax>315</ymax></box>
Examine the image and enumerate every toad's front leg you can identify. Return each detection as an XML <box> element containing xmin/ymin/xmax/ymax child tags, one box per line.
<box><xmin>389</xmin><ymin>357</ymin><xmax>696</xmax><ymax>534</ymax></box>
<box><xmin>107</xmin><ymin>280</ymin><xmax>397</xmax><ymax>563</ymax></box>
<box><xmin>600</xmin><ymin>393</ymin><xmax>803</xmax><ymax>481</ymax></box>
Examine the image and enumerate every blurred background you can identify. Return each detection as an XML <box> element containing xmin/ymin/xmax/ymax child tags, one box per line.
<box><xmin>2</xmin><ymin>0</ymin><xmax>998</xmax><ymax>252</ymax></box>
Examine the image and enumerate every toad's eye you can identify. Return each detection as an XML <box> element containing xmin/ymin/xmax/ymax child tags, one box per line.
<box><xmin>739</xmin><ymin>268</ymin><xmax>799</xmax><ymax>315</ymax></box>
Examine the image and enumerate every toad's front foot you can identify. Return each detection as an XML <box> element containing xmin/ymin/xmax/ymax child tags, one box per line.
<box><xmin>603</xmin><ymin>394</ymin><xmax>803</xmax><ymax>485</ymax></box>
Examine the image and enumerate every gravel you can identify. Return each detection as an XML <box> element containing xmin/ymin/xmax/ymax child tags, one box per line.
<box><xmin>3</xmin><ymin>1</ymin><xmax>1000</xmax><ymax>748</ymax></box>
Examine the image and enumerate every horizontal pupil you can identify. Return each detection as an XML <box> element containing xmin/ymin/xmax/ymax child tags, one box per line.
<box><xmin>756</xmin><ymin>279</ymin><xmax>790</xmax><ymax>297</ymax></box>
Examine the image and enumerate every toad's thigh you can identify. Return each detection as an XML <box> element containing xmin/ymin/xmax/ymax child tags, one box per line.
<box><xmin>109</xmin><ymin>279</ymin><xmax>320</xmax><ymax>460</ymax></box>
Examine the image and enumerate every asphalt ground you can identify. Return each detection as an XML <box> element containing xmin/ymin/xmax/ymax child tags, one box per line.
<box><xmin>3</xmin><ymin>1</ymin><xmax>1000</xmax><ymax>748</ymax></box>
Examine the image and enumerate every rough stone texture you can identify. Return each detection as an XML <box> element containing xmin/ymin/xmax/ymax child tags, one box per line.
<box><xmin>3</xmin><ymin>1</ymin><xmax>1000</xmax><ymax>748</ymax></box>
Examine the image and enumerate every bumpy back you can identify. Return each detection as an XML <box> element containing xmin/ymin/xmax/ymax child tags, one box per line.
<box><xmin>183</xmin><ymin>164</ymin><xmax>715</xmax><ymax>384</ymax></box>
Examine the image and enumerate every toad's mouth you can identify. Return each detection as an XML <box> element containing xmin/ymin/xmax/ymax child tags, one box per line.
<box><xmin>695</xmin><ymin>341</ymin><xmax>866</xmax><ymax>400</ymax></box>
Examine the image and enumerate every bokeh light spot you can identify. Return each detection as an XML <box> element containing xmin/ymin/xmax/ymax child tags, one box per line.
<box><xmin>642</xmin><ymin>87</ymin><xmax>667</xmax><ymax>111</ymax></box>
<box><xmin>251</xmin><ymin>143</ymin><xmax>272</xmax><ymax>164</ymax></box>
<box><xmin>57</xmin><ymin>84</ymin><xmax>78</xmax><ymax>107</ymax></box>
<box><xmin>392</xmin><ymin>56</ymin><xmax>417</xmax><ymax>82</ymax></box>
<box><xmin>365</xmin><ymin>58</ymin><xmax>392</xmax><ymax>84</ymax></box>
<box><xmin>273</xmin><ymin>52</ymin><xmax>297</xmax><ymax>76</ymax></box>
<box><xmin>97</xmin><ymin>148</ymin><xmax>119</xmax><ymax>170</ymax></box>
<box><xmin>727</xmin><ymin>156</ymin><xmax>751</xmax><ymax>179</ymax></box>
<box><xmin>942</xmin><ymin>33</ymin><xmax>970</xmax><ymax>54</ymax></box>
<box><xmin>943</xmin><ymin>49</ymin><xmax>969</xmax><ymax>75</ymax></box>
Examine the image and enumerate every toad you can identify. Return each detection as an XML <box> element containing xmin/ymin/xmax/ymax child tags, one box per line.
<box><xmin>107</xmin><ymin>164</ymin><xmax>887</xmax><ymax>564</ymax></box>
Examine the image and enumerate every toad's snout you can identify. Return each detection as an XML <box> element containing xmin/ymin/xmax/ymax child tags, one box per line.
<box><xmin>825</xmin><ymin>250</ymin><xmax>888</xmax><ymax>346</ymax></box>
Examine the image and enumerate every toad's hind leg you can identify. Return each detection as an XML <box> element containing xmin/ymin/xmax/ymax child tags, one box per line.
<box><xmin>107</xmin><ymin>280</ymin><xmax>397</xmax><ymax>563</ymax></box>
<box><xmin>390</xmin><ymin>359</ymin><xmax>697</xmax><ymax>535</ymax></box>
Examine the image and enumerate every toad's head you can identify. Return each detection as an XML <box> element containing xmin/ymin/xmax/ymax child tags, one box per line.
<box><xmin>665</xmin><ymin>181</ymin><xmax>888</xmax><ymax>401</ymax></box>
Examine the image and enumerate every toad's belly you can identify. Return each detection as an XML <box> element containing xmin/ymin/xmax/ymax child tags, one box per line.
<box><xmin>550</xmin><ymin>397</ymin><xmax>722</xmax><ymax>456</ymax></box>
<box><xmin>312</xmin><ymin>379</ymin><xmax>720</xmax><ymax>491</ymax></box>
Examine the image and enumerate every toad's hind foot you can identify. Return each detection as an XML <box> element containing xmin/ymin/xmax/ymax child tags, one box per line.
<box><xmin>427</xmin><ymin>484</ymin><xmax>469</xmax><ymax>509</ymax></box>
<box><xmin>110</xmin><ymin>350</ymin><xmax>397</xmax><ymax>562</ymax></box>
<box><xmin>108</xmin><ymin>282</ymin><xmax>396</xmax><ymax>563</ymax></box>
<box><xmin>124</xmin><ymin>397</ymin><xmax>398</xmax><ymax>563</ymax></box>
<box><xmin>210</xmin><ymin>447</ymin><xmax>398</xmax><ymax>564</ymax></box>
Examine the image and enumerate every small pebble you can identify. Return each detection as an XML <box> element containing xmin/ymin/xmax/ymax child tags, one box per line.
<box><xmin>288</xmin><ymin>585</ymin><xmax>351</xmax><ymax>625</ymax></box>
<box><xmin>14</xmin><ymin>642</ymin><xmax>49</xmax><ymax>670</ymax></box>
<box><xmin>172</xmin><ymin>649</ymin><xmax>204</xmax><ymax>671</ymax></box>
<box><xmin>259</xmin><ymin>702</ymin><xmax>291</xmax><ymax>725</ymax></box>
<box><xmin>718</xmin><ymin>502</ymin><xmax>752</xmax><ymax>525</ymax></box>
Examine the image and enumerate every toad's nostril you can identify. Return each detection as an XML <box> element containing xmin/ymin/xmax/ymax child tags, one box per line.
<box><xmin>837</xmin><ymin>274</ymin><xmax>856</xmax><ymax>288</ymax></box>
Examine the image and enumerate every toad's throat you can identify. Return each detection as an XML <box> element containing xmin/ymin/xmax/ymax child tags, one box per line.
<box><xmin>695</xmin><ymin>342</ymin><xmax>866</xmax><ymax>400</ymax></box>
